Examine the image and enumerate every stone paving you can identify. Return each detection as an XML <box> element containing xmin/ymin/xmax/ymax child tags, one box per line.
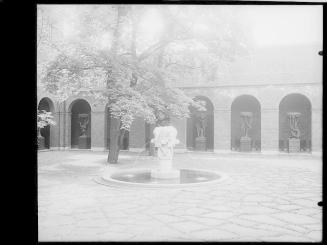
<box><xmin>38</xmin><ymin>150</ymin><xmax>322</xmax><ymax>242</ymax></box>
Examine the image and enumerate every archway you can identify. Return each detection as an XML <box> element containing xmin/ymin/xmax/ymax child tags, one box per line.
<box><xmin>231</xmin><ymin>95</ymin><xmax>261</xmax><ymax>152</ymax></box>
<box><xmin>70</xmin><ymin>99</ymin><xmax>91</xmax><ymax>149</ymax></box>
<box><xmin>38</xmin><ymin>97</ymin><xmax>54</xmax><ymax>149</ymax></box>
<box><xmin>186</xmin><ymin>96</ymin><xmax>214</xmax><ymax>151</ymax></box>
<box><xmin>279</xmin><ymin>93</ymin><xmax>311</xmax><ymax>152</ymax></box>
<box><xmin>105</xmin><ymin>106</ymin><xmax>129</xmax><ymax>150</ymax></box>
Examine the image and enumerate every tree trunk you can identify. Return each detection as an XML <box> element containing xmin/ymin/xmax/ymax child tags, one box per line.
<box><xmin>106</xmin><ymin>6</ymin><xmax>126</xmax><ymax>164</ymax></box>
<box><xmin>107</xmin><ymin>117</ymin><xmax>121</xmax><ymax>163</ymax></box>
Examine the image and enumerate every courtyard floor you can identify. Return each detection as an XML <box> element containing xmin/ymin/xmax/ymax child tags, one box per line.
<box><xmin>38</xmin><ymin>150</ymin><xmax>322</xmax><ymax>242</ymax></box>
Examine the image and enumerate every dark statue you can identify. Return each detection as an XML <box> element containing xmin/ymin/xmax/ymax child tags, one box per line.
<box><xmin>79</xmin><ymin>114</ymin><xmax>89</xmax><ymax>136</ymax></box>
<box><xmin>195</xmin><ymin>111</ymin><xmax>207</xmax><ymax>138</ymax></box>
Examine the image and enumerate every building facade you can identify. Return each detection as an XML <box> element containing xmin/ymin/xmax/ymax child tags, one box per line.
<box><xmin>37</xmin><ymin>44</ymin><xmax>323</xmax><ymax>154</ymax></box>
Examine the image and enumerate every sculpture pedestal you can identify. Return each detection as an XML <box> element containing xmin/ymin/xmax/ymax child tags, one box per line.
<box><xmin>288</xmin><ymin>138</ymin><xmax>300</xmax><ymax>153</ymax></box>
<box><xmin>151</xmin><ymin>159</ymin><xmax>180</xmax><ymax>179</ymax></box>
<box><xmin>240</xmin><ymin>136</ymin><xmax>251</xmax><ymax>152</ymax></box>
<box><xmin>78</xmin><ymin>135</ymin><xmax>89</xmax><ymax>149</ymax></box>
<box><xmin>38</xmin><ymin>136</ymin><xmax>45</xmax><ymax>150</ymax></box>
<box><xmin>195</xmin><ymin>136</ymin><xmax>206</xmax><ymax>151</ymax></box>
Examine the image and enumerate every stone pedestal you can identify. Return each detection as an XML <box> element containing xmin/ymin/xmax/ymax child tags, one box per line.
<box><xmin>240</xmin><ymin>136</ymin><xmax>252</xmax><ymax>152</ymax></box>
<box><xmin>78</xmin><ymin>135</ymin><xmax>89</xmax><ymax>149</ymax></box>
<box><xmin>151</xmin><ymin>159</ymin><xmax>180</xmax><ymax>179</ymax></box>
<box><xmin>195</xmin><ymin>136</ymin><xmax>206</xmax><ymax>151</ymax></box>
<box><xmin>288</xmin><ymin>138</ymin><xmax>300</xmax><ymax>153</ymax></box>
<box><xmin>38</xmin><ymin>136</ymin><xmax>45</xmax><ymax>150</ymax></box>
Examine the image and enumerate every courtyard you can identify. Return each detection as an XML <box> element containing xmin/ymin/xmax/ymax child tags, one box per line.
<box><xmin>38</xmin><ymin>150</ymin><xmax>322</xmax><ymax>242</ymax></box>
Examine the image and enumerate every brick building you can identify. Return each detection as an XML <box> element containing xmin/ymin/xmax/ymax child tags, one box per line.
<box><xmin>37</xmin><ymin>43</ymin><xmax>322</xmax><ymax>154</ymax></box>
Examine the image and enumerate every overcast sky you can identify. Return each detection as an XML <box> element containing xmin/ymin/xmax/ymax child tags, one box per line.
<box><xmin>243</xmin><ymin>5</ymin><xmax>323</xmax><ymax>46</ymax></box>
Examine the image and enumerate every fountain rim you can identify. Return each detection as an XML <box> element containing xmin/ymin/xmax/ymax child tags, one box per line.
<box><xmin>95</xmin><ymin>167</ymin><xmax>228</xmax><ymax>189</ymax></box>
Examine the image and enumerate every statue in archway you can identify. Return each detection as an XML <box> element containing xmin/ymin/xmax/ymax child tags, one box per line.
<box><xmin>287</xmin><ymin>112</ymin><xmax>301</xmax><ymax>153</ymax></box>
<box><xmin>288</xmin><ymin>112</ymin><xmax>301</xmax><ymax>139</ymax></box>
<box><xmin>195</xmin><ymin>111</ymin><xmax>207</xmax><ymax>138</ymax></box>
<box><xmin>79</xmin><ymin>114</ymin><xmax>89</xmax><ymax>136</ymax></box>
<box><xmin>240</xmin><ymin>112</ymin><xmax>253</xmax><ymax>138</ymax></box>
<box><xmin>78</xmin><ymin>114</ymin><xmax>90</xmax><ymax>149</ymax></box>
<box><xmin>240</xmin><ymin>112</ymin><xmax>253</xmax><ymax>152</ymax></box>
<box><xmin>194</xmin><ymin>111</ymin><xmax>208</xmax><ymax>151</ymax></box>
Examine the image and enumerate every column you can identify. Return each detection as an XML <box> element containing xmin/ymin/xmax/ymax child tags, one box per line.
<box><xmin>214</xmin><ymin>109</ymin><xmax>231</xmax><ymax>152</ymax></box>
<box><xmin>311</xmin><ymin>108</ymin><xmax>322</xmax><ymax>153</ymax></box>
<box><xmin>91</xmin><ymin>110</ymin><xmax>105</xmax><ymax>151</ymax></box>
<box><xmin>63</xmin><ymin>111</ymin><xmax>71</xmax><ymax>150</ymax></box>
<box><xmin>50</xmin><ymin>111</ymin><xmax>60</xmax><ymax>149</ymax></box>
<box><xmin>261</xmin><ymin>108</ymin><xmax>279</xmax><ymax>153</ymax></box>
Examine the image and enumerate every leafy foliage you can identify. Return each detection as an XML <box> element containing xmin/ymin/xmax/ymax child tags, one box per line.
<box><xmin>37</xmin><ymin>110</ymin><xmax>56</xmax><ymax>129</ymax></box>
<box><xmin>39</xmin><ymin>5</ymin><xmax>250</xmax><ymax>131</ymax></box>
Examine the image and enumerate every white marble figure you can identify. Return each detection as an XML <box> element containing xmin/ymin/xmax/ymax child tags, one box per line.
<box><xmin>151</xmin><ymin>125</ymin><xmax>180</xmax><ymax>177</ymax></box>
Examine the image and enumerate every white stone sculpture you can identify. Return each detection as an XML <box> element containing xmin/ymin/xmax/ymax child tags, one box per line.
<box><xmin>150</xmin><ymin>125</ymin><xmax>180</xmax><ymax>179</ymax></box>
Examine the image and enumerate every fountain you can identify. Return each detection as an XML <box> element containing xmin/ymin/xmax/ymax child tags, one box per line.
<box><xmin>95</xmin><ymin>115</ymin><xmax>227</xmax><ymax>188</ymax></box>
<box><xmin>150</xmin><ymin>123</ymin><xmax>180</xmax><ymax>179</ymax></box>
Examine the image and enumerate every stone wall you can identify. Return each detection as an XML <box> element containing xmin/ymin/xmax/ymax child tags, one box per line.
<box><xmin>37</xmin><ymin>82</ymin><xmax>322</xmax><ymax>154</ymax></box>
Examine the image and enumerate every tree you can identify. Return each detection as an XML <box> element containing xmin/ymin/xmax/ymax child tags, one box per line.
<box><xmin>37</xmin><ymin>110</ymin><xmax>56</xmax><ymax>149</ymax></box>
<box><xmin>39</xmin><ymin>5</ymin><xmax>250</xmax><ymax>163</ymax></box>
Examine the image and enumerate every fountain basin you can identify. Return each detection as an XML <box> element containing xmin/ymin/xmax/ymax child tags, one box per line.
<box><xmin>150</xmin><ymin>169</ymin><xmax>180</xmax><ymax>179</ymax></box>
<box><xmin>95</xmin><ymin>168</ymin><xmax>227</xmax><ymax>188</ymax></box>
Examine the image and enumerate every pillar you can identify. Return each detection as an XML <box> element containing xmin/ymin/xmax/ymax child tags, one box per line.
<box><xmin>214</xmin><ymin>109</ymin><xmax>231</xmax><ymax>152</ymax></box>
<box><xmin>261</xmin><ymin>108</ymin><xmax>279</xmax><ymax>153</ymax></box>
<box><xmin>91</xmin><ymin>110</ymin><xmax>105</xmax><ymax>151</ymax></box>
<box><xmin>50</xmin><ymin>111</ymin><xmax>60</xmax><ymax>148</ymax></box>
<box><xmin>311</xmin><ymin>108</ymin><xmax>322</xmax><ymax>153</ymax></box>
<box><xmin>62</xmin><ymin>111</ymin><xmax>70</xmax><ymax>149</ymax></box>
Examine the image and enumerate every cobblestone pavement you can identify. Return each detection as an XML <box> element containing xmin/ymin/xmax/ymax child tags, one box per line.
<box><xmin>38</xmin><ymin>151</ymin><xmax>322</xmax><ymax>242</ymax></box>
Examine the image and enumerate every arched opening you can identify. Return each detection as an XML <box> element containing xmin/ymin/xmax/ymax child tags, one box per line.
<box><xmin>279</xmin><ymin>93</ymin><xmax>311</xmax><ymax>152</ymax></box>
<box><xmin>38</xmin><ymin>97</ymin><xmax>54</xmax><ymax>149</ymax></box>
<box><xmin>70</xmin><ymin>99</ymin><xmax>91</xmax><ymax>149</ymax></box>
<box><xmin>105</xmin><ymin>106</ymin><xmax>129</xmax><ymax>150</ymax></box>
<box><xmin>186</xmin><ymin>96</ymin><xmax>214</xmax><ymax>151</ymax></box>
<box><xmin>231</xmin><ymin>95</ymin><xmax>261</xmax><ymax>152</ymax></box>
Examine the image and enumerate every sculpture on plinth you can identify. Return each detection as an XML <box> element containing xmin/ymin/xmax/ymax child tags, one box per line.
<box><xmin>194</xmin><ymin>111</ymin><xmax>207</xmax><ymax>151</ymax></box>
<box><xmin>150</xmin><ymin>115</ymin><xmax>180</xmax><ymax>179</ymax></box>
<box><xmin>240</xmin><ymin>112</ymin><xmax>253</xmax><ymax>152</ymax></box>
<box><xmin>78</xmin><ymin>114</ymin><xmax>89</xmax><ymax>149</ymax></box>
<box><xmin>287</xmin><ymin>112</ymin><xmax>301</xmax><ymax>152</ymax></box>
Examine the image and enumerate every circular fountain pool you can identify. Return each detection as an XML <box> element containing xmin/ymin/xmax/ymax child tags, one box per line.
<box><xmin>95</xmin><ymin>168</ymin><xmax>227</xmax><ymax>188</ymax></box>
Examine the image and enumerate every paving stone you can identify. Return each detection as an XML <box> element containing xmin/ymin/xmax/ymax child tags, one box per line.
<box><xmin>169</xmin><ymin>221</ymin><xmax>211</xmax><ymax>233</ymax></box>
<box><xmin>238</xmin><ymin>214</ymin><xmax>287</xmax><ymax>226</ymax></box>
<box><xmin>152</xmin><ymin>214</ymin><xmax>185</xmax><ymax>223</ymax></box>
<box><xmin>182</xmin><ymin>215</ymin><xmax>227</xmax><ymax>226</ymax></box>
<box><xmin>306</xmin><ymin>230</ymin><xmax>322</xmax><ymax>241</ymax></box>
<box><xmin>237</xmin><ymin>205</ymin><xmax>278</xmax><ymax>214</ymax></box>
<box><xmin>274</xmin><ymin>204</ymin><xmax>302</xmax><ymax>211</ymax></box>
<box><xmin>272</xmin><ymin>213</ymin><xmax>319</xmax><ymax>225</ymax></box>
<box><xmin>191</xmin><ymin>228</ymin><xmax>238</xmax><ymax>241</ymax></box>
<box><xmin>220</xmin><ymin>224</ymin><xmax>282</xmax><ymax>237</ymax></box>
<box><xmin>202</xmin><ymin>211</ymin><xmax>236</xmax><ymax>219</ymax></box>
<box><xmin>38</xmin><ymin>151</ymin><xmax>322</xmax><ymax>242</ymax></box>
<box><xmin>184</xmin><ymin>207</ymin><xmax>210</xmax><ymax>215</ymax></box>
<box><xmin>271</xmin><ymin>234</ymin><xmax>314</xmax><ymax>242</ymax></box>
<box><xmin>243</xmin><ymin>194</ymin><xmax>274</xmax><ymax>202</ymax></box>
